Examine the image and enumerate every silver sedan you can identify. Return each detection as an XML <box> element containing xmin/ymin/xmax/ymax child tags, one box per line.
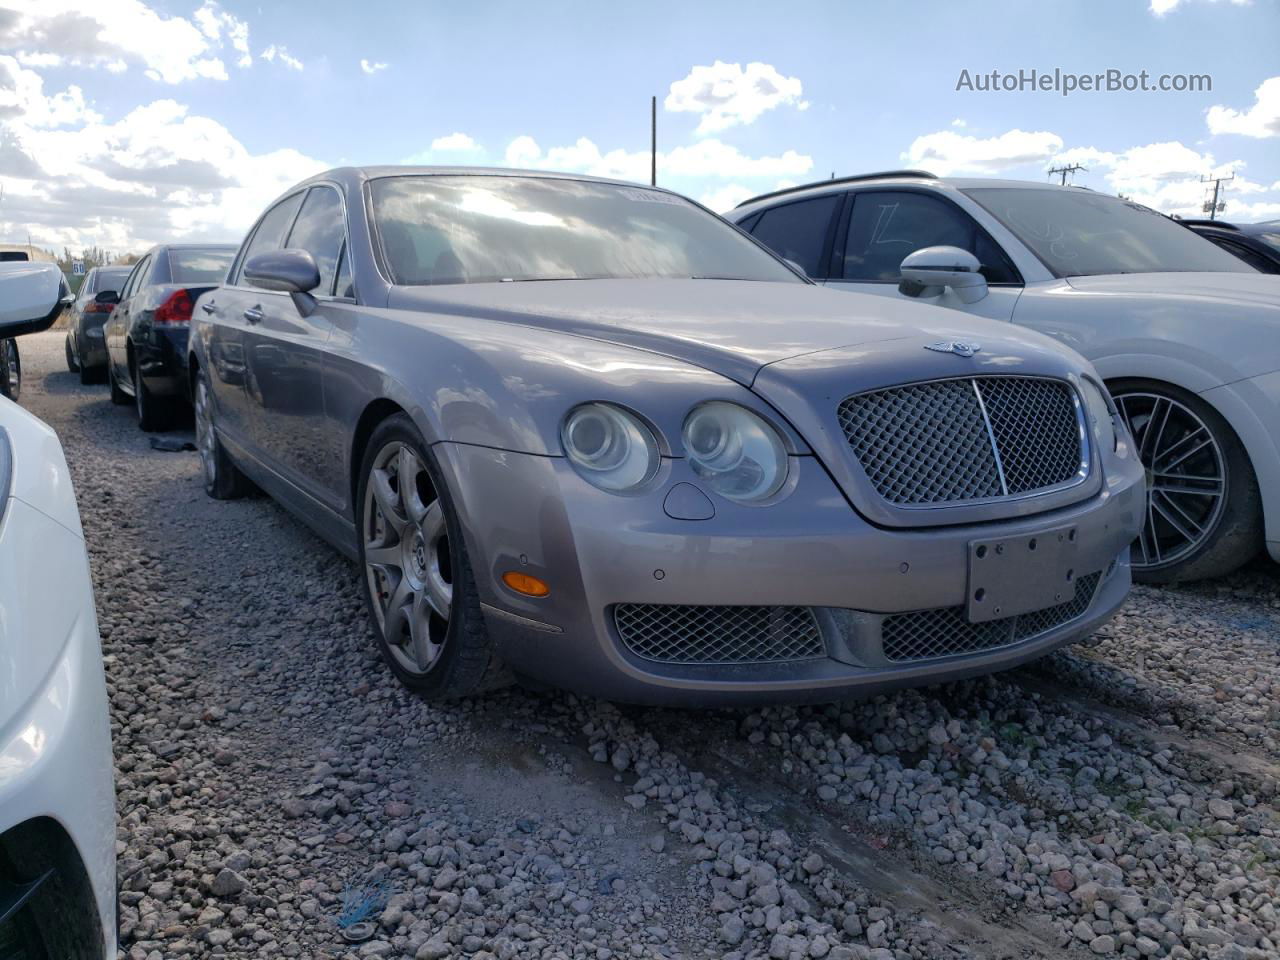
<box><xmin>189</xmin><ymin>167</ymin><xmax>1145</xmax><ymax>705</ymax></box>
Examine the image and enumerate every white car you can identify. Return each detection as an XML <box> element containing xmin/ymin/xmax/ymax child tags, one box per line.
<box><xmin>0</xmin><ymin>262</ymin><xmax>115</xmax><ymax>959</ymax></box>
<box><xmin>729</xmin><ymin>173</ymin><xmax>1280</xmax><ymax>582</ymax></box>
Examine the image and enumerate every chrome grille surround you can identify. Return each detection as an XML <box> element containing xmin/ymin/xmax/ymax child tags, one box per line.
<box><xmin>614</xmin><ymin>604</ymin><xmax>825</xmax><ymax>665</ymax></box>
<box><xmin>881</xmin><ymin>571</ymin><xmax>1102</xmax><ymax>663</ymax></box>
<box><xmin>837</xmin><ymin>376</ymin><xmax>1089</xmax><ymax>507</ymax></box>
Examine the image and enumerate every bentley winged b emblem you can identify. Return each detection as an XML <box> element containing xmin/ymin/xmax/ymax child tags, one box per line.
<box><xmin>924</xmin><ymin>340</ymin><xmax>982</xmax><ymax>358</ymax></box>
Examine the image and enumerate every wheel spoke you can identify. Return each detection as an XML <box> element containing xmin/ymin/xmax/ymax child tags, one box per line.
<box><xmin>398</xmin><ymin>447</ymin><xmax>429</xmax><ymax>524</ymax></box>
<box><xmin>408</xmin><ymin>593</ymin><xmax>440</xmax><ymax>669</ymax></box>
<box><xmin>364</xmin><ymin>542</ymin><xmax>401</xmax><ymax>569</ymax></box>
<box><xmin>1152</xmin><ymin>427</ymin><xmax>1208</xmax><ymax>473</ymax></box>
<box><xmin>370</xmin><ymin>468</ymin><xmax>407</xmax><ymax>534</ymax></box>
<box><xmin>1151</xmin><ymin>494</ymin><xmax>1200</xmax><ymax>549</ymax></box>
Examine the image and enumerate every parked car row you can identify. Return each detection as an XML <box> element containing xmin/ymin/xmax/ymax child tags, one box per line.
<box><xmin>64</xmin><ymin>245</ymin><xmax>235</xmax><ymax>429</ymax></box>
<box><xmin>51</xmin><ymin>166</ymin><xmax>1280</xmax><ymax>713</ymax></box>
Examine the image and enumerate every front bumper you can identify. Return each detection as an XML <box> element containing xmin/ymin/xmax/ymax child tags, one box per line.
<box><xmin>438</xmin><ymin>441</ymin><xmax>1145</xmax><ymax>706</ymax></box>
<box><xmin>0</xmin><ymin>499</ymin><xmax>116</xmax><ymax>957</ymax></box>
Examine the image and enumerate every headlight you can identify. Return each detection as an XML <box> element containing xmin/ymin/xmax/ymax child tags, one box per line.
<box><xmin>682</xmin><ymin>402</ymin><xmax>788</xmax><ymax>502</ymax></box>
<box><xmin>561</xmin><ymin>403</ymin><xmax>659</xmax><ymax>493</ymax></box>
<box><xmin>1081</xmin><ymin>380</ymin><xmax>1117</xmax><ymax>453</ymax></box>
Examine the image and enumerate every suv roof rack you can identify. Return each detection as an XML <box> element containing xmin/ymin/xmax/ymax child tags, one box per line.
<box><xmin>734</xmin><ymin>170</ymin><xmax>938</xmax><ymax>208</ymax></box>
<box><xmin>1179</xmin><ymin>218</ymin><xmax>1238</xmax><ymax>230</ymax></box>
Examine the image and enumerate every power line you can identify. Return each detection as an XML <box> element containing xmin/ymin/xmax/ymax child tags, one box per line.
<box><xmin>1047</xmin><ymin>163</ymin><xmax>1087</xmax><ymax>186</ymax></box>
<box><xmin>1200</xmin><ymin>172</ymin><xmax>1234</xmax><ymax>221</ymax></box>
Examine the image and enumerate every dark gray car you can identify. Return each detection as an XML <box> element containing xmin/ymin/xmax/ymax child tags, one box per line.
<box><xmin>189</xmin><ymin>166</ymin><xmax>1145</xmax><ymax>705</ymax></box>
<box><xmin>65</xmin><ymin>265</ymin><xmax>133</xmax><ymax>383</ymax></box>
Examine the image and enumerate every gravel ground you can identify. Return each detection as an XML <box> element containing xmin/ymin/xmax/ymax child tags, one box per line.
<box><xmin>15</xmin><ymin>331</ymin><xmax>1280</xmax><ymax>960</ymax></box>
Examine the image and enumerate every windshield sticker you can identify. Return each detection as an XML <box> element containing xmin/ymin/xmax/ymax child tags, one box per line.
<box><xmin>619</xmin><ymin>188</ymin><xmax>687</xmax><ymax>206</ymax></box>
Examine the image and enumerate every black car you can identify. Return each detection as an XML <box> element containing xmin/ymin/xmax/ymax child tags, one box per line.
<box><xmin>64</xmin><ymin>265</ymin><xmax>133</xmax><ymax>383</ymax></box>
<box><xmin>1182</xmin><ymin>219</ymin><xmax>1280</xmax><ymax>273</ymax></box>
<box><xmin>103</xmin><ymin>243</ymin><xmax>235</xmax><ymax>430</ymax></box>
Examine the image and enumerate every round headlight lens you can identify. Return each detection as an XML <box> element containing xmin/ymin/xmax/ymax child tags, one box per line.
<box><xmin>1081</xmin><ymin>380</ymin><xmax>1117</xmax><ymax>453</ymax></box>
<box><xmin>561</xmin><ymin>403</ymin><xmax>659</xmax><ymax>493</ymax></box>
<box><xmin>682</xmin><ymin>402</ymin><xmax>788</xmax><ymax>502</ymax></box>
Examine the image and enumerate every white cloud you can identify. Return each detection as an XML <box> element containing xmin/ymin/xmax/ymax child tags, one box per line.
<box><xmin>260</xmin><ymin>44</ymin><xmax>302</xmax><ymax>71</ymax></box>
<box><xmin>0</xmin><ymin>58</ymin><xmax>325</xmax><ymax>251</ymax></box>
<box><xmin>430</xmin><ymin>132</ymin><xmax>479</xmax><ymax>152</ymax></box>
<box><xmin>1206</xmin><ymin>76</ymin><xmax>1280</xmax><ymax>138</ymax></box>
<box><xmin>193</xmin><ymin>2</ymin><xmax>251</xmax><ymax>69</ymax></box>
<box><xmin>0</xmin><ymin>0</ymin><xmax>236</xmax><ymax>84</ymax></box>
<box><xmin>360</xmin><ymin>58</ymin><xmax>387</xmax><ymax>75</ymax></box>
<box><xmin>950</xmin><ymin>118</ymin><xmax>967</xmax><ymax>128</ymax></box>
<box><xmin>902</xmin><ymin>128</ymin><xmax>1064</xmax><ymax>175</ymax></box>
<box><xmin>505</xmin><ymin>135</ymin><xmax>812</xmax><ymax>183</ymax></box>
<box><xmin>665</xmin><ymin>61</ymin><xmax>807</xmax><ymax>134</ymax></box>
<box><xmin>1150</xmin><ymin>0</ymin><xmax>1249</xmax><ymax>15</ymax></box>
<box><xmin>0</xmin><ymin>55</ymin><xmax>101</xmax><ymax>129</ymax></box>
<box><xmin>699</xmin><ymin>184</ymin><xmax>756</xmax><ymax>213</ymax></box>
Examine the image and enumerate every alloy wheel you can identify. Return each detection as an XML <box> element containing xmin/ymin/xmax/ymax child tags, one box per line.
<box><xmin>3</xmin><ymin>342</ymin><xmax>18</xmax><ymax>398</ymax></box>
<box><xmin>363</xmin><ymin>442</ymin><xmax>452</xmax><ymax>674</ymax></box>
<box><xmin>195</xmin><ymin>378</ymin><xmax>216</xmax><ymax>487</ymax></box>
<box><xmin>1114</xmin><ymin>391</ymin><xmax>1228</xmax><ymax>571</ymax></box>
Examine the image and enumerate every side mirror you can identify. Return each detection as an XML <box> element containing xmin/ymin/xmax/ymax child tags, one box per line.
<box><xmin>244</xmin><ymin>248</ymin><xmax>321</xmax><ymax>318</ymax></box>
<box><xmin>0</xmin><ymin>262</ymin><xmax>71</xmax><ymax>338</ymax></box>
<box><xmin>95</xmin><ymin>290</ymin><xmax>120</xmax><ymax>305</ymax></box>
<box><xmin>898</xmin><ymin>246</ymin><xmax>989</xmax><ymax>304</ymax></box>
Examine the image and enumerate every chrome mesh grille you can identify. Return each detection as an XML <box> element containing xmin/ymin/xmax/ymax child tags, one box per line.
<box><xmin>978</xmin><ymin>378</ymin><xmax>1084</xmax><ymax>494</ymax></box>
<box><xmin>881</xmin><ymin>572</ymin><xmax>1101</xmax><ymax>663</ymax></box>
<box><xmin>837</xmin><ymin>377</ymin><xmax>1084</xmax><ymax>505</ymax></box>
<box><xmin>614</xmin><ymin>604</ymin><xmax>825</xmax><ymax>665</ymax></box>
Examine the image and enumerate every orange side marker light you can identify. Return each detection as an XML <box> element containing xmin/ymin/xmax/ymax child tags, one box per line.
<box><xmin>502</xmin><ymin>571</ymin><xmax>550</xmax><ymax>597</ymax></box>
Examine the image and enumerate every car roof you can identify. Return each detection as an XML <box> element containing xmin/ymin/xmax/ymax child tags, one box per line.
<box><xmin>729</xmin><ymin>172</ymin><xmax>1101</xmax><ymax>218</ymax></box>
<box><xmin>292</xmin><ymin>165</ymin><xmax>687</xmax><ymax>198</ymax></box>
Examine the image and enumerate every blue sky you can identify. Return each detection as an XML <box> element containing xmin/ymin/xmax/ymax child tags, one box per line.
<box><xmin>1</xmin><ymin>0</ymin><xmax>1277</xmax><ymax>253</ymax></box>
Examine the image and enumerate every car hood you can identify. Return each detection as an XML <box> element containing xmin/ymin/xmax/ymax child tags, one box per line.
<box><xmin>1064</xmin><ymin>271</ymin><xmax>1280</xmax><ymax>312</ymax></box>
<box><xmin>388</xmin><ymin>279</ymin><xmax>1056</xmax><ymax>385</ymax></box>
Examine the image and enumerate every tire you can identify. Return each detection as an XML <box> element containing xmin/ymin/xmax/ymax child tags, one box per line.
<box><xmin>0</xmin><ymin>339</ymin><xmax>20</xmax><ymax>403</ymax></box>
<box><xmin>194</xmin><ymin>370</ymin><xmax>249</xmax><ymax>500</ymax></box>
<box><xmin>356</xmin><ymin>413</ymin><xmax>506</xmax><ymax>699</ymax></box>
<box><xmin>65</xmin><ymin>334</ymin><xmax>80</xmax><ymax>373</ymax></box>
<box><xmin>1110</xmin><ymin>378</ymin><xmax>1262</xmax><ymax>584</ymax></box>
<box><xmin>108</xmin><ymin>360</ymin><xmax>130</xmax><ymax>405</ymax></box>
<box><xmin>132</xmin><ymin>356</ymin><xmax>169</xmax><ymax>432</ymax></box>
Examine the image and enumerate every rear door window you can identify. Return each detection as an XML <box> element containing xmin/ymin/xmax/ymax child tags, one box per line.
<box><xmin>285</xmin><ymin>186</ymin><xmax>346</xmax><ymax>294</ymax></box>
<box><xmin>748</xmin><ymin>195</ymin><xmax>840</xmax><ymax>278</ymax></box>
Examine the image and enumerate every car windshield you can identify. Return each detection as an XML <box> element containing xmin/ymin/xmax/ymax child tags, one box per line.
<box><xmin>1254</xmin><ymin>225</ymin><xmax>1280</xmax><ymax>255</ymax></box>
<box><xmin>963</xmin><ymin>187</ymin><xmax>1255</xmax><ymax>278</ymax></box>
<box><xmin>370</xmin><ymin>175</ymin><xmax>800</xmax><ymax>285</ymax></box>
<box><xmin>92</xmin><ymin>268</ymin><xmax>132</xmax><ymax>294</ymax></box>
<box><xmin>168</xmin><ymin>248</ymin><xmax>234</xmax><ymax>284</ymax></box>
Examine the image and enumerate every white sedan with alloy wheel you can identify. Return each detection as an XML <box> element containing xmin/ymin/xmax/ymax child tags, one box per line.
<box><xmin>730</xmin><ymin>173</ymin><xmax>1280</xmax><ymax>583</ymax></box>
<box><xmin>0</xmin><ymin>262</ymin><xmax>116</xmax><ymax>959</ymax></box>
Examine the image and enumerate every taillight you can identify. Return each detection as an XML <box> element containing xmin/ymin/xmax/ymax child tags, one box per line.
<box><xmin>84</xmin><ymin>301</ymin><xmax>115</xmax><ymax>314</ymax></box>
<box><xmin>154</xmin><ymin>289</ymin><xmax>194</xmax><ymax>326</ymax></box>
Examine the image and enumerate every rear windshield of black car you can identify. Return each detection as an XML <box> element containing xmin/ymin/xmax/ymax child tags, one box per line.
<box><xmin>369</xmin><ymin>175</ymin><xmax>801</xmax><ymax>285</ymax></box>
<box><xmin>168</xmin><ymin>248</ymin><xmax>234</xmax><ymax>284</ymax></box>
<box><xmin>963</xmin><ymin>187</ymin><xmax>1256</xmax><ymax>278</ymax></box>
<box><xmin>91</xmin><ymin>268</ymin><xmax>132</xmax><ymax>294</ymax></box>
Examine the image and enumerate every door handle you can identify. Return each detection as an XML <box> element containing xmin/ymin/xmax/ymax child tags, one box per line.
<box><xmin>243</xmin><ymin>306</ymin><xmax>264</xmax><ymax>324</ymax></box>
<box><xmin>202</xmin><ymin>302</ymin><xmax>216</xmax><ymax>315</ymax></box>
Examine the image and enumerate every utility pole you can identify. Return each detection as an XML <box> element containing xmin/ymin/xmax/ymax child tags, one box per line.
<box><xmin>1047</xmin><ymin>163</ymin><xmax>1086</xmax><ymax>185</ymax></box>
<box><xmin>650</xmin><ymin>96</ymin><xmax>656</xmax><ymax>186</ymax></box>
<box><xmin>1200</xmin><ymin>172</ymin><xmax>1233</xmax><ymax>221</ymax></box>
